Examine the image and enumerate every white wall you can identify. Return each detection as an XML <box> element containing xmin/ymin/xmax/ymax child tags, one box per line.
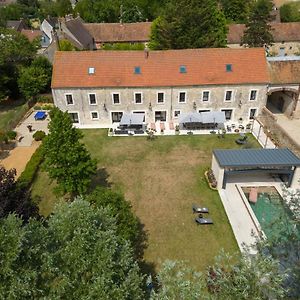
<box><xmin>211</xmin><ymin>154</ymin><xmax>224</xmax><ymax>190</ymax></box>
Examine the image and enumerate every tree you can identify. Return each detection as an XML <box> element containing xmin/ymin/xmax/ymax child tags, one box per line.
<box><xmin>0</xmin><ymin>166</ymin><xmax>39</xmax><ymax>221</ymax></box>
<box><xmin>43</xmin><ymin>108</ymin><xmax>97</xmax><ymax>196</ymax></box>
<box><xmin>0</xmin><ymin>199</ymin><xmax>144</xmax><ymax>299</ymax></box>
<box><xmin>241</xmin><ymin>0</ymin><xmax>274</xmax><ymax>47</ymax></box>
<box><xmin>280</xmin><ymin>3</ymin><xmax>300</xmax><ymax>23</ymax></box>
<box><xmin>220</xmin><ymin>0</ymin><xmax>253</xmax><ymax>23</ymax></box>
<box><xmin>148</xmin><ymin>0</ymin><xmax>227</xmax><ymax>50</ymax></box>
<box><xmin>58</xmin><ymin>39</ymin><xmax>78</xmax><ymax>51</ymax></box>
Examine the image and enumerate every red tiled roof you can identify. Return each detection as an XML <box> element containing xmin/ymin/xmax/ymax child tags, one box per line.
<box><xmin>228</xmin><ymin>22</ymin><xmax>300</xmax><ymax>44</ymax></box>
<box><xmin>21</xmin><ymin>29</ymin><xmax>42</xmax><ymax>42</ymax></box>
<box><xmin>83</xmin><ymin>22</ymin><xmax>152</xmax><ymax>43</ymax></box>
<box><xmin>51</xmin><ymin>48</ymin><xmax>269</xmax><ymax>89</ymax></box>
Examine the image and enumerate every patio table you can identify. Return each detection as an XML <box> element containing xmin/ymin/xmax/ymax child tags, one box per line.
<box><xmin>34</xmin><ymin>111</ymin><xmax>47</xmax><ymax>120</ymax></box>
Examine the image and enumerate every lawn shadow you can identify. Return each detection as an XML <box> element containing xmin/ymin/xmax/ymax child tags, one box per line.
<box><xmin>89</xmin><ymin>167</ymin><xmax>111</xmax><ymax>191</ymax></box>
<box><xmin>0</xmin><ymin>150</ymin><xmax>9</xmax><ymax>160</ymax></box>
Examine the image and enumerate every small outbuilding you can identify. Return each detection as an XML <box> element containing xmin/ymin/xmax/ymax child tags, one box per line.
<box><xmin>212</xmin><ymin>148</ymin><xmax>300</xmax><ymax>189</ymax></box>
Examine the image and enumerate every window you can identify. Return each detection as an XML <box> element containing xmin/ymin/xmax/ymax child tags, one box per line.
<box><xmin>134</xmin><ymin>66</ymin><xmax>141</xmax><ymax>74</ymax></box>
<box><xmin>226</xmin><ymin>64</ymin><xmax>232</xmax><ymax>72</ymax></box>
<box><xmin>112</xmin><ymin>93</ymin><xmax>120</xmax><ymax>104</ymax></box>
<box><xmin>65</xmin><ymin>94</ymin><xmax>73</xmax><ymax>105</ymax></box>
<box><xmin>155</xmin><ymin>111</ymin><xmax>167</xmax><ymax>122</ymax></box>
<box><xmin>221</xmin><ymin>109</ymin><xmax>233</xmax><ymax>120</ymax></box>
<box><xmin>179</xmin><ymin>65</ymin><xmax>187</xmax><ymax>73</ymax></box>
<box><xmin>69</xmin><ymin>112</ymin><xmax>79</xmax><ymax>123</ymax></box>
<box><xmin>199</xmin><ymin>109</ymin><xmax>210</xmax><ymax>113</ymax></box>
<box><xmin>157</xmin><ymin>92</ymin><xmax>165</xmax><ymax>103</ymax></box>
<box><xmin>91</xmin><ymin>112</ymin><xmax>99</xmax><ymax>120</ymax></box>
<box><xmin>279</xmin><ymin>47</ymin><xmax>285</xmax><ymax>56</ymax></box>
<box><xmin>224</xmin><ymin>90</ymin><xmax>233</xmax><ymax>101</ymax></box>
<box><xmin>89</xmin><ymin>93</ymin><xmax>97</xmax><ymax>105</ymax></box>
<box><xmin>174</xmin><ymin>110</ymin><xmax>181</xmax><ymax>118</ymax></box>
<box><xmin>249</xmin><ymin>108</ymin><xmax>257</xmax><ymax>120</ymax></box>
<box><xmin>202</xmin><ymin>91</ymin><xmax>210</xmax><ymax>102</ymax></box>
<box><xmin>134</xmin><ymin>92</ymin><xmax>142</xmax><ymax>104</ymax></box>
<box><xmin>249</xmin><ymin>90</ymin><xmax>257</xmax><ymax>101</ymax></box>
<box><xmin>179</xmin><ymin>92</ymin><xmax>186</xmax><ymax>103</ymax></box>
<box><xmin>111</xmin><ymin>112</ymin><xmax>123</xmax><ymax>122</ymax></box>
<box><xmin>88</xmin><ymin>67</ymin><xmax>95</xmax><ymax>74</ymax></box>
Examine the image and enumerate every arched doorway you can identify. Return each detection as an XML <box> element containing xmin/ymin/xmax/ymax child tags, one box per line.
<box><xmin>266</xmin><ymin>89</ymin><xmax>298</xmax><ymax>116</ymax></box>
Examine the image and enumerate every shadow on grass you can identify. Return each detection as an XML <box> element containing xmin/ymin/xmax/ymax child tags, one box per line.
<box><xmin>89</xmin><ymin>168</ymin><xmax>111</xmax><ymax>191</ymax></box>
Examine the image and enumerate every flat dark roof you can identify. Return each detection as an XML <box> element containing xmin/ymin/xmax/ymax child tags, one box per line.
<box><xmin>213</xmin><ymin>148</ymin><xmax>300</xmax><ymax>168</ymax></box>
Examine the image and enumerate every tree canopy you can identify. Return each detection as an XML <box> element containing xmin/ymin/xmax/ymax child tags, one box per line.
<box><xmin>43</xmin><ymin>108</ymin><xmax>97</xmax><ymax>196</ymax></box>
<box><xmin>220</xmin><ymin>0</ymin><xmax>253</xmax><ymax>23</ymax></box>
<box><xmin>241</xmin><ymin>0</ymin><xmax>274</xmax><ymax>47</ymax></box>
<box><xmin>0</xmin><ymin>199</ymin><xmax>144</xmax><ymax>299</ymax></box>
<box><xmin>148</xmin><ymin>0</ymin><xmax>227</xmax><ymax>50</ymax></box>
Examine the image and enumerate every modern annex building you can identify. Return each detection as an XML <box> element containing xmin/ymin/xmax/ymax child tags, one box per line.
<box><xmin>51</xmin><ymin>48</ymin><xmax>300</xmax><ymax>128</ymax></box>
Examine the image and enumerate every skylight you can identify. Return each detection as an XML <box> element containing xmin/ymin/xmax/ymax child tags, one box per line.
<box><xmin>180</xmin><ymin>65</ymin><xmax>187</xmax><ymax>73</ymax></box>
<box><xmin>134</xmin><ymin>66</ymin><xmax>141</xmax><ymax>74</ymax></box>
<box><xmin>88</xmin><ymin>67</ymin><xmax>95</xmax><ymax>74</ymax></box>
<box><xmin>226</xmin><ymin>64</ymin><xmax>232</xmax><ymax>72</ymax></box>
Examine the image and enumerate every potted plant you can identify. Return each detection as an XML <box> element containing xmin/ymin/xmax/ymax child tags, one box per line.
<box><xmin>175</xmin><ymin>125</ymin><xmax>180</xmax><ymax>135</ymax></box>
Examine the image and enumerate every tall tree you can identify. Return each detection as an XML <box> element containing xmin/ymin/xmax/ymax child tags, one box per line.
<box><xmin>0</xmin><ymin>199</ymin><xmax>144</xmax><ymax>299</ymax></box>
<box><xmin>0</xmin><ymin>166</ymin><xmax>38</xmax><ymax>221</ymax></box>
<box><xmin>220</xmin><ymin>0</ymin><xmax>253</xmax><ymax>23</ymax></box>
<box><xmin>241</xmin><ymin>0</ymin><xmax>273</xmax><ymax>47</ymax></box>
<box><xmin>149</xmin><ymin>0</ymin><xmax>227</xmax><ymax>50</ymax></box>
<box><xmin>43</xmin><ymin>108</ymin><xmax>97</xmax><ymax>196</ymax></box>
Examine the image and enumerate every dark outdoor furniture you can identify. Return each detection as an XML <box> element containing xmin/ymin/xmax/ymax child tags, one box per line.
<box><xmin>195</xmin><ymin>217</ymin><xmax>213</xmax><ymax>225</ymax></box>
<box><xmin>192</xmin><ymin>204</ymin><xmax>209</xmax><ymax>213</ymax></box>
<box><xmin>134</xmin><ymin>130</ymin><xmax>144</xmax><ymax>134</ymax></box>
<box><xmin>34</xmin><ymin>111</ymin><xmax>47</xmax><ymax>120</ymax></box>
<box><xmin>235</xmin><ymin>135</ymin><xmax>248</xmax><ymax>145</ymax></box>
<box><xmin>114</xmin><ymin>130</ymin><xmax>128</xmax><ymax>135</ymax></box>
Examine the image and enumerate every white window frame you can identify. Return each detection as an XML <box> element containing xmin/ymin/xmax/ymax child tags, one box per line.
<box><xmin>174</xmin><ymin>110</ymin><xmax>181</xmax><ymax>118</ymax></box>
<box><xmin>88</xmin><ymin>67</ymin><xmax>95</xmax><ymax>74</ymax></box>
<box><xmin>249</xmin><ymin>107</ymin><xmax>258</xmax><ymax>120</ymax></box>
<box><xmin>157</xmin><ymin>91</ymin><xmax>165</xmax><ymax>104</ymax></box>
<box><xmin>249</xmin><ymin>90</ymin><xmax>258</xmax><ymax>101</ymax></box>
<box><xmin>88</xmin><ymin>93</ymin><xmax>97</xmax><ymax>105</ymax></box>
<box><xmin>178</xmin><ymin>91</ymin><xmax>187</xmax><ymax>103</ymax></box>
<box><xmin>68</xmin><ymin>111</ymin><xmax>80</xmax><ymax>124</ymax></box>
<box><xmin>224</xmin><ymin>90</ymin><xmax>234</xmax><ymax>102</ymax></box>
<box><xmin>202</xmin><ymin>90</ymin><xmax>210</xmax><ymax>102</ymax></box>
<box><xmin>90</xmin><ymin>111</ymin><xmax>99</xmax><ymax>120</ymax></box>
<box><xmin>112</xmin><ymin>93</ymin><xmax>121</xmax><ymax>105</ymax></box>
<box><xmin>65</xmin><ymin>93</ymin><xmax>74</xmax><ymax>106</ymax></box>
<box><xmin>134</xmin><ymin>92</ymin><xmax>143</xmax><ymax>104</ymax></box>
<box><xmin>220</xmin><ymin>108</ymin><xmax>235</xmax><ymax>121</ymax></box>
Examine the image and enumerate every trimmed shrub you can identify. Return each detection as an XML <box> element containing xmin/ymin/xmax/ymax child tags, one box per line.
<box><xmin>37</xmin><ymin>95</ymin><xmax>53</xmax><ymax>103</ymax></box>
<box><xmin>34</xmin><ymin>105</ymin><xmax>42</xmax><ymax>110</ymax></box>
<box><xmin>41</xmin><ymin>104</ymin><xmax>53</xmax><ymax>110</ymax></box>
<box><xmin>17</xmin><ymin>145</ymin><xmax>44</xmax><ymax>189</ymax></box>
<box><xmin>33</xmin><ymin>130</ymin><xmax>46</xmax><ymax>141</ymax></box>
<box><xmin>6</xmin><ymin>130</ymin><xmax>17</xmax><ymax>140</ymax></box>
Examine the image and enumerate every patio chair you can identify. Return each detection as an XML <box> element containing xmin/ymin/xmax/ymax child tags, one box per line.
<box><xmin>192</xmin><ymin>204</ymin><xmax>209</xmax><ymax>213</ymax></box>
<box><xmin>195</xmin><ymin>217</ymin><xmax>213</xmax><ymax>225</ymax></box>
<box><xmin>235</xmin><ymin>135</ymin><xmax>248</xmax><ymax>145</ymax></box>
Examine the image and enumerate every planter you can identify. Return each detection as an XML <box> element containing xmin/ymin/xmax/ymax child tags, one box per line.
<box><xmin>204</xmin><ymin>170</ymin><xmax>218</xmax><ymax>191</ymax></box>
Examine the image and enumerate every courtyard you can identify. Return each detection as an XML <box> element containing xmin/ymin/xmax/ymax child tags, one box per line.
<box><xmin>31</xmin><ymin>130</ymin><xmax>261</xmax><ymax>271</ymax></box>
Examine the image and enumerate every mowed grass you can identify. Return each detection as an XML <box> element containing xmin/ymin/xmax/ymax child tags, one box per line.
<box><xmin>32</xmin><ymin>130</ymin><xmax>260</xmax><ymax>271</ymax></box>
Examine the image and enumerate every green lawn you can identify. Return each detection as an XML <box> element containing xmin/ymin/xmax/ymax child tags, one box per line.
<box><xmin>0</xmin><ymin>100</ymin><xmax>29</xmax><ymax>131</ymax></box>
<box><xmin>31</xmin><ymin>130</ymin><xmax>260</xmax><ymax>272</ymax></box>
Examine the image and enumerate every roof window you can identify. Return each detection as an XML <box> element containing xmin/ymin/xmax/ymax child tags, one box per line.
<box><xmin>180</xmin><ymin>65</ymin><xmax>187</xmax><ymax>73</ymax></box>
<box><xmin>88</xmin><ymin>67</ymin><xmax>95</xmax><ymax>74</ymax></box>
<box><xmin>134</xmin><ymin>66</ymin><xmax>141</xmax><ymax>74</ymax></box>
<box><xmin>226</xmin><ymin>64</ymin><xmax>232</xmax><ymax>72</ymax></box>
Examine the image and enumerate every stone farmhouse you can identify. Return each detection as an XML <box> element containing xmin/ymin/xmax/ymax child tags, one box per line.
<box><xmin>51</xmin><ymin>48</ymin><xmax>292</xmax><ymax>128</ymax></box>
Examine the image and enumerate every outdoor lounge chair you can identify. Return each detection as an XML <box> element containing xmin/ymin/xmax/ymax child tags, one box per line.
<box><xmin>192</xmin><ymin>204</ymin><xmax>209</xmax><ymax>213</ymax></box>
<box><xmin>195</xmin><ymin>217</ymin><xmax>213</xmax><ymax>225</ymax></box>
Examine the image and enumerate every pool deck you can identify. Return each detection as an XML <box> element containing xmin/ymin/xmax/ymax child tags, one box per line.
<box><xmin>219</xmin><ymin>174</ymin><xmax>285</xmax><ymax>254</ymax></box>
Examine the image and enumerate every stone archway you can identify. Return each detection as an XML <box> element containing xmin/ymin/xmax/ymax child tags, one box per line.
<box><xmin>266</xmin><ymin>88</ymin><xmax>298</xmax><ymax>116</ymax></box>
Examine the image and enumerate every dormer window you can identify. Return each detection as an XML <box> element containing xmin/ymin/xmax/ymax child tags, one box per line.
<box><xmin>180</xmin><ymin>65</ymin><xmax>187</xmax><ymax>73</ymax></box>
<box><xmin>226</xmin><ymin>64</ymin><xmax>232</xmax><ymax>72</ymax></box>
<box><xmin>88</xmin><ymin>67</ymin><xmax>95</xmax><ymax>74</ymax></box>
<box><xmin>134</xmin><ymin>66</ymin><xmax>141</xmax><ymax>74</ymax></box>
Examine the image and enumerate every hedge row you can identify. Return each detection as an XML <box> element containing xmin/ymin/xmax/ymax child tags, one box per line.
<box><xmin>17</xmin><ymin>145</ymin><xmax>44</xmax><ymax>189</ymax></box>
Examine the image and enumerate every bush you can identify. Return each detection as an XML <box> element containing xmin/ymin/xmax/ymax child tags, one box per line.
<box><xmin>37</xmin><ymin>95</ymin><xmax>53</xmax><ymax>103</ymax></box>
<box><xmin>280</xmin><ymin>3</ymin><xmax>300</xmax><ymax>22</ymax></box>
<box><xmin>33</xmin><ymin>130</ymin><xmax>46</xmax><ymax>141</ymax></box>
<box><xmin>41</xmin><ymin>104</ymin><xmax>53</xmax><ymax>110</ymax></box>
<box><xmin>34</xmin><ymin>105</ymin><xmax>41</xmax><ymax>110</ymax></box>
<box><xmin>6</xmin><ymin>130</ymin><xmax>17</xmax><ymax>140</ymax></box>
<box><xmin>17</xmin><ymin>145</ymin><xmax>44</xmax><ymax>189</ymax></box>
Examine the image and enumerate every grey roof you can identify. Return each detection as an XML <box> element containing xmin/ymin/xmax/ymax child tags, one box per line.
<box><xmin>6</xmin><ymin>20</ymin><xmax>25</xmax><ymax>31</ymax></box>
<box><xmin>179</xmin><ymin>111</ymin><xmax>225</xmax><ymax>124</ymax></box>
<box><xmin>213</xmin><ymin>148</ymin><xmax>300</xmax><ymax>168</ymax></box>
<box><xmin>120</xmin><ymin>113</ymin><xmax>144</xmax><ymax>125</ymax></box>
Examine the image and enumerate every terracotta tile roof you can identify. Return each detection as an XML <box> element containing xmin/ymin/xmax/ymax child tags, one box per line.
<box><xmin>83</xmin><ymin>22</ymin><xmax>152</xmax><ymax>43</ymax></box>
<box><xmin>268</xmin><ymin>59</ymin><xmax>300</xmax><ymax>84</ymax></box>
<box><xmin>21</xmin><ymin>29</ymin><xmax>42</xmax><ymax>42</ymax></box>
<box><xmin>228</xmin><ymin>22</ymin><xmax>300</xmax><ymax>44</ymax></box>
<box><xmin>51</xmin><ymin>48</ymin><xmax>269</xmax><ymax>89</ymax></box>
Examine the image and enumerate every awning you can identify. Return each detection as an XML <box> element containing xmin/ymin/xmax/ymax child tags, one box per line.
<box><xmin>120</xmin><ymin>113</ymin><xmax>145</xmax><ymax>125</ymax></box>
<box><xmin>178</xmin><ymin>111</ymin><xmax>225</xmax><ymax>124</ymax></box>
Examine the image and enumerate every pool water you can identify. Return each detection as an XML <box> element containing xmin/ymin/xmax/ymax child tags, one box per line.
<box><xmin>243</xmin><ymin>187</ymin><xmax>294</xmax><ymax>238</ymax></box>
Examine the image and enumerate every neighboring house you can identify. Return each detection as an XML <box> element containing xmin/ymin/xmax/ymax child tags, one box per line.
<box><xmin>51</xmin><ymin>48</ymin><xmax>270</xmax><ymax>128</ymax></box>
<box><xmin>84</xmin><ymin>22</ymin><xmax>152</xmax><ymax>49</ymax></box>
<box><xmin>21</xmin><ymin>29</ymin><xmax>42</xmax><ymax>42</ymax></box>
<box><xmin>6</xmin><ymin>19</ymin><xmax>28</xmax><ymax>31</ymax></box>
<box><xmin>40</xmin><ymin>17</ymin><xmax>58</xmax><ymax>47</ymax></box>
<box><xmin>227</xmin><ymin>22</ymin><xmax>300</xmax><ymax>56</ymax></box>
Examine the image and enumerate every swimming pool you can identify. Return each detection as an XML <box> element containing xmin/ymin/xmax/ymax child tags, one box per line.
<box><xmin>242</xmin><ymin>186</ymin><xmax>294</xmax><ymax>239</ymax></box>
